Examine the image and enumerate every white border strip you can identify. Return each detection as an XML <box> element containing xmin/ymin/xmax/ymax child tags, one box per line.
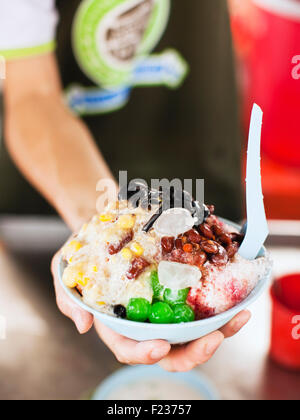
<box><xmin>253</xmin><ymin>0</ymin><xmax>300</xmax><ymax>20</ymax></box>
<box><xmin>267</xmin><ymin>220</ymin><xmax>300</xmax><ymax>236</ymax></box>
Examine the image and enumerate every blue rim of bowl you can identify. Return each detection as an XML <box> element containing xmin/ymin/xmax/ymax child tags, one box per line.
<box><xmin>92</xmin><ymin>365</ymin><xmax>220</xmax><ymax>400</ymax></box>
<box><xmin>59</xmin><ymin>218</ymin><xmax>272</xmax><ymax>329</ymax></box>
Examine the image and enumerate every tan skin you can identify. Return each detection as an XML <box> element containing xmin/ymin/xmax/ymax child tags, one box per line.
<box><xmin>4</xmin><ymin>53</ymin><xmax>251</xmax><ymax>372</ymax></box>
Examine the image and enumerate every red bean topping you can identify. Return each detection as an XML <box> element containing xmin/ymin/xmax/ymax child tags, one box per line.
<box><xmin>159</xmin><ymin>212</ymin><xmax>235</xmax><ymax>270</ymax></box>
<box><xmin>108</xmin><ymin>231</ymin><xmax>134</xmax><ymax>255</ymax></box>
<box><xmin>175</xmin><ymin>239</ymin><xmax>183</xmax><ymax>249</ymax></box>
<box><xmin>181</xmin><ymin>236</ymin><xmax>188</xmax><ymax>245</ymax></box>
<box><xmin>169</xmin><ymin>249</ymin><xmax>185</xmax><ymax>263</ymax></box>
<box><xmin>127</xmin><ymin>257</ymin><xmax>150</xmax><ymax>280</ymax></box>
<box><xmin>194</xmin><ymin>252</ymin><xmax>207</xmax><ymax>267</ymax></box>
<box><xmin>211</xmin><ymin>244</ymin><xmax>229</xmax><ymax>266</ymax></box>
<box><xmin>184</xmin><ymin>253</ymin><xmax>195</xmax><ymax>265</ymax></box>
<box><xmin>183</xmin><ymin>243</ymin><xmax>193</xmax><ymax>253</ymax></box>
<box><xmin>168</xmin><ymin>248</ymin><xmax>207</xmax><ymax>268</ymax></box>
<box><xmin>218</xmin><ymin>233</ymin><xmax>232</xmax><ymax>247</ymax></box>
<box><xmin>200</xmin><ymin>240</ymin><xmax>219</xmax><ymax>254</ymax></box>
<box><xmin>161</xmin><ymin>237</ymin><xmax>175</xmax><ymax>254</ymax></box>
<box><xmin>185</xmin><ymin>229</ymin><xmax>202</xmax><ymax>244</ymax></box>
<box><xmin>227</xmin><ymin>241</ymin><xmax>239</xmax><ymax>259</ymax></box>
<box><xmin>193</xmin><ymin>243</ymin><xmax>201</xmax><ymax>251</ymax></box>
<box><xmin>199</xmin><ymin>223</ymin><xmax>214</xmax><ymax>240</ymax></box>
<box><xmin>212</xmin><ymin>224</ymin><xmax>226</xmax><ymax>237</ymax></box>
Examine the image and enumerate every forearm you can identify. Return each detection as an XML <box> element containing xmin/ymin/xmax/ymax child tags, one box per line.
<box><xmin>4</xmin><ymin>55</ymin><xmax>116</xmax><ymax>231</ymax></box>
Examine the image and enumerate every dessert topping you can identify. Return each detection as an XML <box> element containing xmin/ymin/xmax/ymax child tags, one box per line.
<box><xmin>161</xmin><ymin>236</ymin><xmax>175</xmax><ymax>254</ymax></box>
<box><xmin>114</xmin><ymin>305</ymin><xmax>127</xmax><ymax>319</ymax></box>
<box><xmin>108</xmin><ymin>231</ymin><xmax>134</xmax><ymax>255</ymax></box>
<box><xmin>118</xmin><ymin>214</ymin><xmax>136</xmax><ymax>230</ymax></box>
<box><xmin>127</xmin><ymin>257</ymin><xmax>150</xmax><ymax>280</ymax></box>
<box><xmin>154</xmin><ymin>208</ymin><xmax>197</xmax><ymax>237</ymax></box>
<box><xmin>130</xmin><ymin>242</ymin><xmax>144</xmax><ymax>256</ymax></box>
<box><xmin>158</xmin><ymin>261</ymin><xmax>202</xmax><ymax>289</ymax></box>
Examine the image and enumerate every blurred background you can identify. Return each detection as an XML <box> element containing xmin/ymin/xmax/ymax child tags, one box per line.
<box><xmin>0</xmin><ymin>0</ymin><xmax>299</xmax><ymax>400</ymax></box>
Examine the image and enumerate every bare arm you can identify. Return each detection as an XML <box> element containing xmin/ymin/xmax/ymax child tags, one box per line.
<box><xmin>3</xmin><ymin>53</ymin><xmax>116</xmax><ymax>231</ymax></box>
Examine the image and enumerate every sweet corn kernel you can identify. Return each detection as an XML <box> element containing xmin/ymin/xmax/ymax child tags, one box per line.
<box><xmin>63</xmin><ymin>267</ymin><xmax>83</xmax><ymax>288</ymax></box>
<box><xmin>121</xmin><ymin>248</ymin><xmax>133</xmax><ymax>260</ymax></box>
<box><xmin>97</xmin><ymin>301</ymin><xmax>106</xmax><ymax>306</ymax></box>
<box><xmin>78</xmin><ymin>277</ymin><xmax>90</xmax><ymax>287</ymax></box>
<box><xmin>76</xmin><ymin>272</ymin><xmax>84</xmax><ymax>281</ymax></box>
<box><xmin>99</xmin><ymin>213</ymin><xmax>114</xmax><ymax>222</ymax></box>
<box><xmin>68</xmin><ymin>257</ymin><xmax>73</xmax><ymax>264</ymax></box>
<box><xmin>68</xmin><ymin>240</ymin><xmax>83</xmax><ymax>253</ymax></box>
<box><xmin>118</xmin><ymin>215</ymin><xmax>135</xmax><ymax>229</ymax></box>
<box><xmin>63</xmin><ymin>276</ymin><xmax>78</xmax><ymax>288</ymax></box>
<box><xmin>93</xmin><ymin>265</ymin><xmax>98</xmax><ymax>273</ymax></box>
<box><xmin>131</xmin><ymin>242</ymin><xmax>144</xmax><ymax>256</ymax></box>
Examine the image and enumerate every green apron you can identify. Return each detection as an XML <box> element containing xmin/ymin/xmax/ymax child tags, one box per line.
<box><xmin>0</xmin><ymin>0</ymin><xmax>242</xmax><ymax>221</ymax></box>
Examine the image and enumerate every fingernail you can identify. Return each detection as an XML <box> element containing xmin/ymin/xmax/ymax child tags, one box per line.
<box><xmin>205</xmin><ymin>335</ymin><xmax>222</xmax><ymax>356</ymax></box>
<box><xmin>150</xmin><ymin>347</ymin><xmax>168</xmax><ymax>360</ymax></box>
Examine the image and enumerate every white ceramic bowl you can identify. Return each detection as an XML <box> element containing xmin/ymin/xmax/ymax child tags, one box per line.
<box><xmin>58</xmin><ymin>219</ymin><xmax>272</xmax><ymax>344</ymax></box>
<box><xmin>92</xmin><ymin>365</ymin><xmax>220</xmax><ymax>400</ymax></box>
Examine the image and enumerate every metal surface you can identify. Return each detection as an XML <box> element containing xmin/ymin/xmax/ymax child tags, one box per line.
<box><xmin>0</xmin><ymin>217</ymin><xmax>299</xmax><ymax>400</ymax></box>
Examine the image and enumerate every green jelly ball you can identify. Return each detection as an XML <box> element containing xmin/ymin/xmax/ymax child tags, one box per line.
<box><xmin>149</xmin><ymin>302</ymin><xmax>174</xmax><ymax>324</ymax></box>
<box><xmin>151</xmin><ymin>271</ymin><xmax>164</xmax><ymax>300</ymax></box>
<box><xmin>127</xmin><ymin>298</ymin><xmax>151</xmax><ymax>322</ymax></box>
<box><xmin>163</xmin><ymin>288</ymin><xmax>189</xmax><ymax>306</ymax></box>
<box><xmin>173</xmin><ymin>304</ymin><xmax>195</xmax><ymax>324</ymax></box>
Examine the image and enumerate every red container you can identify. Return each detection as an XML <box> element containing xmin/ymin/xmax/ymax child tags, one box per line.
<box><xmin>270</xmin><ymin>273</ymin><xmax>300</xmax><ymax>370</ymax></box>
<box><xmin>230</xmin><ymin>0</ymin><xmax>300</xmax><ymax>168</ymax></box>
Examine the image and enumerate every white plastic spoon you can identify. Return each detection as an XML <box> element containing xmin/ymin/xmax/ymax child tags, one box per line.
<box><xmin>238</xmin><ymin>104</ymin><xmax>269</xmax><ymax>260</ymax></box>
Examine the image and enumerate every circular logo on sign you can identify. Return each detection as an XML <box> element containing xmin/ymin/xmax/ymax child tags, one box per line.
<box><xmin>73</xmin><ymin>0</ymin><xmax>171</xmax><ymax>88</ymax></box>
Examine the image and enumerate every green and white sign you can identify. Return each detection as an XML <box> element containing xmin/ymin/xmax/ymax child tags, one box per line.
<box><xmin>69</xmin><ymin>0</ymin><xmax>188</xmax><ymax>115</ymax></box>
<box><xmin>73</xmin><ymin>0</ymin><xmax>171</xmax><ymax>88</ymax></box>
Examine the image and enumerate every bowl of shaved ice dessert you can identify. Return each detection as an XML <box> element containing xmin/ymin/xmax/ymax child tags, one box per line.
<box><xmin>59</xmin><ymin>188</ymin><xmax>272</xmax><ymax>344</ymax></box>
